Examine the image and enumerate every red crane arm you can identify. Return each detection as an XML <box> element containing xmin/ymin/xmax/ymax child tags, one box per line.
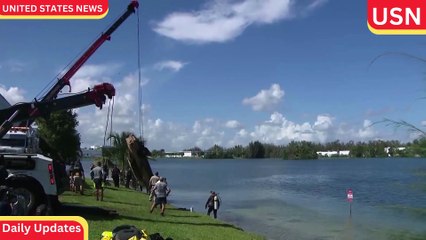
<box><xmin>0</xmin><ymin>83</ymin><xmax>115</xmax><ymax>126</ymax></box>
<box><xmin>42</xmin><ymin>0</ymin><xmax>139</xmax><ymax>102</ymax></box>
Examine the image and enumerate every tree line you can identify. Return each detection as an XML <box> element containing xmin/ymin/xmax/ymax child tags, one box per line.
<box><xmin>36</xmin><ymin>110</ymin><xmax>426</xmax><ymax>161</ymax></box>
<box><xmin>152</xmin><ymin>138</ymin><xmax>426</xmax><ymax>160</ymax></box>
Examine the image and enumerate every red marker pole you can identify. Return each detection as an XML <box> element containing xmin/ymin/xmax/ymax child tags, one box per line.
<box><xmin>347</xmin><ymin>189</ymin><xmax>353</xmax><ymax>216</ymax></box>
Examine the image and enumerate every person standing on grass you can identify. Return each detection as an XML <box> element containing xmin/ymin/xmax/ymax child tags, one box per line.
<box><xmin>102</xmin><ymin>164</ymin><xmax>109</xmax><ymax>184</ymax></box>
<box><xmin>90</xmin><ymin>161</ymin><xmax>104</xmax><ymax>201</ymax></box>
<box><xmin>205</xmin><ymin>191</ymin><xmax>221</xmax><ymax>219</ymax></box>
<box><xmin>73</xmin><ymin>171</ymin><xmax>83</xmax><ymax>194</ymax></box>
<box><xmin>148</xmin><ymin>172</ymin><xmax>160</xmax><ymax>201</ymax></box>
<box><xmin>150</xmin><ymin>177</ymin><xmax>171</xmax><ymax>216</ymax></box>
<box><xmin>111</xmin><ymin>165</ymin><xmax>120</xmax><ymax>188</ymax></box>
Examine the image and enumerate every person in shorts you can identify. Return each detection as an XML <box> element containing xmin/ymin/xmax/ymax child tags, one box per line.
<box><xmin>148</xmin><ymin>172</ymin><xmax>160</xmax><ymax>201</ymax></box>
<box><xmin>73</xmin><ymin>171</ymin><xmax>83</xmax><ymax>194</ymax></box>
<box><xmin>149</xmin><ymin>177</ymin><xmax>170</xmax><ymax>216</ymax></box>
<box><xmin>90</xmin><ymin>161</ymin><xmax>104</xmax><ymax>201</ymax></box>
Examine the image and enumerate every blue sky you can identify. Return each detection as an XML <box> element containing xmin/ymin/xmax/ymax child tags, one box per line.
<box><xmin>1</xmin><ymin>0</ymin><xmax>426</xmax><ymax>151</ymax></box>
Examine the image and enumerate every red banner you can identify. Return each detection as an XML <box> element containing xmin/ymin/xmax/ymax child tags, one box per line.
<box><xmin>0</xmin><ymin>217</ymin><xmax>88</xmax><ymax>240</ymax></box>
<box><xmin>0</xmin><ymin>0</ymin><xmax>108</xmax><ymax>19</ymax></box>
<box><xmin>368</xmin><ymin>0</ymin><xmax>426</xmax><ymax>34</ymax></box>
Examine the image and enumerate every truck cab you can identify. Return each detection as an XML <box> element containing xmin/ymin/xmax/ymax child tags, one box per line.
<box><xmin>0</xmin><ymin>127</ymin><xmax>38</xmax><ymax>154</ymax></box>
<box><xmin>0</xmin><ymin>127</ymin><xmax>60</xmax><ymax>215</ymax></box>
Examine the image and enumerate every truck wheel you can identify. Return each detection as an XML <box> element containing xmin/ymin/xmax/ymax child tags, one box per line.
<box><xmin>35</xmin><ymin>204</ymin><xmax>48</xmax><ymax>216</ymax></box>
<box><xmin>8</xmin><ymin>180</ymin><xmax>44</xmax><ymax>215</ymax></box>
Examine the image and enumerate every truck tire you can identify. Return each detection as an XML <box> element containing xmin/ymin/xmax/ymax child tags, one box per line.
<box><xmin>7</xmin><ymin>178</ymin><xmax>45</xmax><ymax>215</ymax></box>
<box><xmin>35</xmin><ymin>204</ymin><xmax>48</xmax><ymax>216</ymax></box>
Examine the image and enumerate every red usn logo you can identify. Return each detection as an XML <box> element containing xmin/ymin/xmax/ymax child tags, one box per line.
<box><xmin>368</xmin><ymin>0</ymin><xmax>426</xmax><ymax>34</ymax></box>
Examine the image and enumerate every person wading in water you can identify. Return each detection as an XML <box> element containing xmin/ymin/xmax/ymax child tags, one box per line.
<box><xmin>205</xmin><ymin>191</ymin><xmax>221</xmax><ymax>219</ymax></box>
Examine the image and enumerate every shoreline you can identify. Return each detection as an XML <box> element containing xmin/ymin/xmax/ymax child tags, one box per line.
<box><xmin>59</xmin><ymin>180</ymin><xmax>265</xmax><ymax>240</ymax></box>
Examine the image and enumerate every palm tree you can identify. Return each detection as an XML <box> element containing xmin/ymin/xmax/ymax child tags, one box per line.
<box><xmin>106</xmin><ymin>131</ymin><xmax>133</xmax><ymax>170</ymax></box>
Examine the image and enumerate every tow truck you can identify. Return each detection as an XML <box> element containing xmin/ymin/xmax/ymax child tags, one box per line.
<box><xmin>0</xmin><ymin>0</ymin><xmax>139</xmax><ymax>215</ymax></box>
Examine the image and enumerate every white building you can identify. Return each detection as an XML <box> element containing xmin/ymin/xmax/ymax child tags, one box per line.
<box><xmin>183</xmin><ymin>151</ymin><xmax>193</xmax><ymax>157</ymax></box>
<box><xmin>384</xmin><ymin>147</ymin><xmax>406</xmax><ymax>157</ymax></box>
<box><xmin>316</xmin><ymin>150</ymin><xmax>350</xmax><ymax>157</ymax></box>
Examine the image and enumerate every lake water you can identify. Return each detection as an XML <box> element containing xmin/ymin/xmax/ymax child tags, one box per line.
<box><xmin>84</xmin><ymin>158</ymin><xmax>426</xmax><ymax>240</ymax></box>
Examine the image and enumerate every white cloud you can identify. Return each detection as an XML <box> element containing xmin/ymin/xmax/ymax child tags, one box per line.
<box><xmin>245</xmin><ymin>113</ymin><xmax>378</xmax><ymax>146</ymax></box>
<box><xmin>357</xmin><ymin>119</ymin><xmax>376</xmax><ymax>138</ymax></box>
<box><xmin>76</xmin><ymin>77</ymin><xmax>382</xmax><ymax>151</ymax></box>
<box><xmin>225</xmin><ymin>120</ymin><xmax>242</xmax><ymax>129</ymax></box>
<box><xmin>153</xmin><ymin>0</ymin><xmax>326</xmax><ymax>44</ymax></box>
<box><xmin>251</xmin><ymin>113</ymin><xmax>315</xmax><ymax>143</ymax></box>
<box><xmin>313</xmin><ymin>115</ymin><xmax>333</xmax><ymax>131</ymax></box>
<box><xmin>74</xmin><ymin>64</ymin><xmax>121</xmax><ymax>79</ymax></box>
<box><xmin>154</xmin><ymin>60</ymin><xmax>187</xmax><ymax>72</ymax></box>
<box><xmin>2</xmin><ymin>58</ymin><xmax>387</xmax><ymax>153</ymax></box>
<box><xmin>141</xmin><ymin>118</ymin><xmax>225</xmax><ymax>151</ymax></box>
<box><xmin>66</xmin><ymin>64</ymin><xmax>122</xmax><ymax>94</ymax></box>
<box><xmin>69</xmin><ymin>66</ymin><xmax>383</xmax><ymax>152</ymax></box>
<box><xmin>75</xmin><ymin>64</ymin><xmax>148</xmax><ymax>147</ymax></box>
<box><xmin>421</xmin><ymin>120</ymin><xmax>426</xmax><ymax>126</ymax></box>
<box><xmin>243</xmin><ymin>83</ymin><xmax>284</xmax><ymax>111</ymax></box>
<box><xmin>0</xmin><ymin>85</ymin><xmax>26</xmax><ymax>104</ymax></box>
<box><xmin>268</xmin><ymin>112</ymin><xmax>285</xmax><ymax>124</ymax></box>
<box><xmin>56</xmin><ymin>64</ymin><xmax>382</xmax><ymax>152</ymax></box>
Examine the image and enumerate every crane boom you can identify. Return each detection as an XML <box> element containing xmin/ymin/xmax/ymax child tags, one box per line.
<box><xmin>0</xmin><ymin>83</ymin><xmax>115</xmax><ymax>125</ymax></box>
<box><xmin>42</xmin><ymin>0</ymin><xmax>139</xmax><ymax>102</ymax></box>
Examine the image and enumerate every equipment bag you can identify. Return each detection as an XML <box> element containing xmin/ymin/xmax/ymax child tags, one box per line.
<box><xmin>100</xmin><ymin>225</ymin><xmax>148</xmax><ymax>240</ymax></box>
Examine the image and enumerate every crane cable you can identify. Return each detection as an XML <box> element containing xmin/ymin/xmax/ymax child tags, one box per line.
<box><xmin>136</xmin><ymin>4</ymin><xmax>143</xmax><ymax>140</ymax></box>
<box><xmin>101</xmin><ymin>3</ymin><xmax>139</xmax><ymax>165</ymax></box>
<box><xmin>103</xmin><ymin>97</ymin><xmax>115</xmax><ymax>150</ymax></box>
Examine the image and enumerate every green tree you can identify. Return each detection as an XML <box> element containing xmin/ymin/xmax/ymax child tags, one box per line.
<box><xmin>408</xmin><ymin>137</ymin><xmax>426</xmax><ymax>157</ymax></box>
<box><xmin>230</xmin><ymin>145</ymin><xmax>245</xmax><ymax>158</ymax></box>
<box><xmin>151</xmin><ymin>149</ymin><xmax>165</xmax><ymax>158</ymax></box>
<box><xmin>350</xmin><ymin>142</ymin><xmax>366</xmax><ymax>158</ymax></box>
<box><xmin>283</xmin><ymin>141</ymin><xmax>318</xmax><ymax>160</ymax></box>
<box><xmin>247</xmin><ymin>141</ymin><xmax>265</xmax><ymax>158</ymax></box>
<box><xmin>36</xmin><ymin>110</ymin><xmax>81</xmax><ymax>164</ymax></box>
<box><xmin>35</xmin><ymin>110</ymin><xmax>81</xmax><ymax>207</ymax></box>
<box><xmin>205</xmin><ymin>145</ymin><xmax>226</xmax><ymax>159</ymax></box>
<box><xmin>107</xmin><ymin>131</ymin><xmax>133</xmax><ymax>170</ymax></box>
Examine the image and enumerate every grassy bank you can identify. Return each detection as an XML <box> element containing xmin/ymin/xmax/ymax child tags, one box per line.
<box><xmin>59</xmin><ymin>181</ymin><xmax>265</xmax><ymax>240</ymax></box>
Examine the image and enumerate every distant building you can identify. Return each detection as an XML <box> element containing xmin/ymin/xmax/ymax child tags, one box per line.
<box><xmin>164</xmin><ymin>150</ymin><xmax>203</xmax><ymax>158</ymax></box>
<box><xmin>384</xmin><ymin>147</ymin><xmax>406</xmax><ymax>157</ymax></box>
<box><xmin>316</xmin><ymin>150</ymin><xmax>350</xmax><ymax>157</ymax></box>
<box><xmin>82</xmin><ymin>147</ymin><xmax>102</xmax><ymax>158</ymax></box>
<box><xmin>339</xmin><ymin>150</ymin><xmax>350</xmax><ymax>156</ymax></box>
<box><xmin>164</xmin><ymin>152</ymin><xmax>183</xmax><ymax>158</ymax></box>
<box><xmin>183</xmin><ymin>151</ymin><xmax>192</xmax><ymax>157</ymax></box>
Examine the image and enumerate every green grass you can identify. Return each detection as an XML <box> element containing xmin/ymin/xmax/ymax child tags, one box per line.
<box><xmin>59</xmin><ymin>180</ymin><xmax>265</xmax><ymax>240</ymax></box>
